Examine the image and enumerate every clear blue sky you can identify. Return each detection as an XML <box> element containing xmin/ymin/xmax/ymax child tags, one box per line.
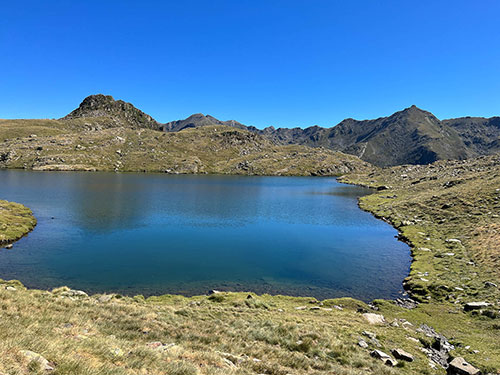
<box><xmin>1</xmin><ymin>1</ymin><xmax>499</xmax><ymax>128</ymax></box>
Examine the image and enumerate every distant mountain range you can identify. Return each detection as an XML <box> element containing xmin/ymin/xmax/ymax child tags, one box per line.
<box><xmin>63</xmin><ymin>94</ymin><xmax>500</xmax><ymax>167</ymax></box>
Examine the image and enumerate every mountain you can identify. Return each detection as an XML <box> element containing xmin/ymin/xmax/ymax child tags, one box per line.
<box><xmin>268</xmin><ymin>105</ymin><xmax>470</xmax><ymax>167</ymax></box>
<box><xmin>443</xmin><ymin>116</ymin><xmax>500</xmax><ymax>156</ymax></box>
<box><xmin>62</xmin><ymin>94</ymin><xmax>160</xmax><ymax>130</ymax></box>
<box><xmin>58</xmin><ymin>95</ymin><xmax>500</xmax><ymax>167</ymax></box>
<box><xmin>167</xmin><ymin>106</ymin><xmax>472</xmax><ymax>167</ymax></box>
<box><xmin>161</xmin><ymin>113</ymin><xmax>247</xmax><ymax>132</ymax></box>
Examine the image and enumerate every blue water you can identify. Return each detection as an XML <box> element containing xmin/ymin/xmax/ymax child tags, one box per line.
<box><xmin>0</xmin><ymin>170</ymin><xmax>410</xmax><ymax>301</ymax></box>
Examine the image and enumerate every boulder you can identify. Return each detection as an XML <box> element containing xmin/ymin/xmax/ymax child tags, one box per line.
<box><xmin>370</xmin><ymin>350</ymin><xmax>397</xmax><ymax>367</ymax></box>
<box><xmin>464</xmin><ymin>302</ymin><xmax>490</xmax><ymax>311</ymax></box>
<box><xmin>362</xmin><ymin>313</ymin><xmax>385</xmax><ymax>325</ymax></box>
<box><xmin>20</xmin><ymin>350</ymin><xmax>54</xmax><ymax>371</ymax></box>
<box><xmin>5</xmin><ymin>244</ymin><xmax>13</xmax><ymax>249</ymax></box>
<box><xmin>484</xmin><ymin>281</ymin><xmax>497</xmax><ymax>288</ymax></box>
<box><xmin>447</xmin><ymin>357</ymin><xmax>480</xmax><ymax>375</ymax></box>
<box><xmin>391</xmin><ymin>348</ymin><xmax>414</xmax><ymax>362</ymax></box>
<box><xmin>358</xmin><ymin>339</ymin><xmax>368</xmax><ymax>348</ymax></box>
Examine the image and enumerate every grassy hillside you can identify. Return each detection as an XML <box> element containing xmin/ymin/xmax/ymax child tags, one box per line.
<box><xmin>0</xmin><ymin>119</ymin><xmax>372</xmax><ymax>176</ymax></box>
<box><xmin>0</xmin><ymin>200</ymin><xmax>37</xmax><ymax>245</ymax></box>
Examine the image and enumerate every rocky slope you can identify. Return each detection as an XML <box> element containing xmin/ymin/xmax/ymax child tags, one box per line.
<box><xmin>444</xmin><ymin>116</ymin><xmax>500</xmax><ymax>156</ymax></box>
<box><xmin>62</xmin><ymin>94</ymin><xmax>160</xmax><ymax>130</ymax></box>
<box><xmin>167</xmin><ymin>106</ymin><xmax>500</xmax><ymax>167</ymax></box>
<box><xmin>0</xmin><ymin>119</ymin><xmax>372</xmax><ymax>176</ymax></box>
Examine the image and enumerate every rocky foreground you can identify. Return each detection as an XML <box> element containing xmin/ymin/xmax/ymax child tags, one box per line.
<box><xmin>1</xmin><ymin>154</ymin><xmax>499</xmax><ymax>374</ymax></box>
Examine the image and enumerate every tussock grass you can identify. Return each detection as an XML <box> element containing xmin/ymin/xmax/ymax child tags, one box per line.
<box><xmin>0</xmin><ymin>200</ymin><xmax>36</xmax><ymax>245</ymax></box>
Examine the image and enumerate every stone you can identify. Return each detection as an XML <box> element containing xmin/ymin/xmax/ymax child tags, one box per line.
<box><xmin>391</xmin><ymin>348</ymin><xmax>414</xmax><ymax>362</ymax></box>
<box><xmin>370</xmin><ymin>350</ymin><xmax>397</xmax><ymax>366</ymax></box>
<box><xmin>358</xmin><ymin>339</ymin><xmax>368</xmax><ymax>348</ymax></box>
<box><xmin>484</xmin><ymin>281</ymin><xmax>497</xmax><ymax>288</ymax></box>
<box><xmin>447</xmin><ymin>357</ymin><xmax>480</xmax><ymax>375</ymax></box>
<box><xmin>6</xmin><ymin>286</ymin><xmax>16</xmax><ymax>291</ymax></box>
<box><xmin>362</xmin><ymin>313</ymin><xmax>385</xmax><ymax>325</ymax></box>
<box><xmin>464</xmin><ymin>301</ymin><xmax>490</xmax><ymax>311</ymax></box>
<box><xmin>20</xmin><ymin>350</ymin><xmax>54</xmax><ymax>371</ymax></box>
<box><xmin>5</xmin><ymin>244</ymin><xmax>13</xmax><ymax>249</ymax></box>
<box><xmin>362</xmin><ymin>331</ymin><xmax>376</xmax><ymax>340</ymax></box>
<box><xmin>98</xmin><ymin>294</ymin><xmax>113</xmax><ymax>303</ymax></box>
<box><xmin>110</xmin><ymin>348</ymin><xmax>124</xmax><ymax>357</ymax></box>
<box><xmin>207</xmin><ymin>289</ymin><xmax>221</xmax><ymax>295</ymax></box>
<box><xmin>61</xmin><ymin>289</ymin><xmax>88</xmax><ymax>298</ymax></box>
<box><xmin>377</xmin><ymin>185</ymin><xmax>390</xmax><ymax>191</ymax></box>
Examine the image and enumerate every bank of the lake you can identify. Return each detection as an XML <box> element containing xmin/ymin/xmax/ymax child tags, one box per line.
<box><xmin>1</xmin><ymin>158</ymin><xmax>499</xmax><ymax>374</ymax></box>
<box><xmin>0</xmin><ymin>199</ymin><xmax>37</xmax><ymax>245</ymax></box>
<box><xmin>0</xmin><ymin>170</ymin><xmax>410</xmax><ymax>301</ymax></box>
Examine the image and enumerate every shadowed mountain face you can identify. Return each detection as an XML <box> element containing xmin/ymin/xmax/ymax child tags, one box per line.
<box><xmin>159</xmin><ymin>106</ymin><xmax>477</xmax><ymax>167</ymax></box>
<box><xmin>61</xmin><ymin>95</ymin><xmax>499</xmax><ymax>167</ymax></box>
<box><xmin>443</xmin><ymin>116</ymin><xmax>500</xmax><ymax>156</ymax></box>
<box><xmin>259</xmin><ymin>105</ymin><xmax>470</xmax><ymax>167</ymax></box>
<box><xmin>63</xmin><ymin>94</ymin><xmax>160</xmax><ymax>130</ymax></box>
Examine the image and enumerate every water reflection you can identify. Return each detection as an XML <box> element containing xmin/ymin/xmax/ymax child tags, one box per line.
<box><xmin>0</xmin><ymin>170</ymin><xmax>410</xmax><ymax>301</ymax></box>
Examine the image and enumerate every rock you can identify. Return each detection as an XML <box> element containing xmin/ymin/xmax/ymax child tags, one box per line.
<box><xmin>362</xmin><ymin>313</ymin><xmax>385</xmax><ymax>325</ymax></box>
<box><xmin>5</xmin><ymin>244</ymin><xmax>13</xmax><ymax>249</ymax></box>
<box><xmin>207</xmin><ymin>289</ymin><xmax>221</xmax><ymax>295</ymax></box>
<box><xmin>110</xmin><ymin>348</ymin><xmax>124</xmax><ymax>357</ymax></box>
<box><xmin>20</xmin><ymin>350</ymin><xmax>54</xmax><ymax>371</ymax></box>
<box><xmin>295</xmin><ymin>306</ymin><xmax>307</xmax><ymax>310</ymax></box>
<box><xmin>61</xmin><ymin>289</ymin><xmax>88</xmax><ymax>298</ymax></box>
<box><xmin>362</xmin><ymin>331</ymin><xmax>376</xmax><ymax>340</ymax></box>
<box><xmin>446</xmin><ymin>238</ymin><xmax>462</xmax><ymax>244</ymax></box>
<box><xmin>377</xmin><ymin>185</ymin><xmax>390</xmax><ymax>191</ymax></box>
<box><xmin>370</xmin><ymin>350</ymin><xmax>397</xmax><ymax>366</ymax></box>
<box><xmin>358</xmin><ymin>339</ymin><xmax>368</xmax><ymax>348</ymax></box>
<box><xmin>395</xmin><ymin>298</ymin><xmax>419</xmax><ymax>309</ymax></box>
<box><xmin>391</xmin><ymin>348</ymin><xmax>414</xmax><ymax>362</ymax></box>
<box><xmin>5</xmin><ymin>286</ymin><xmax>16</xmax><ymax>291</ymax></box>
<box><xmin>484</xmin><ymin>281</ymin><xmax>497</xmax><ymax>288</ymax></box>
<box><xmin>464</xmin><ymin>301</ymin><xmax>490</xmax><ymax>311</ymax></box>
<box><xmin>98</xmin><ymin>294</ymin><xmax>113</xmax><ymax>303</ymax></box>
<box><xmin>447</xmin><ymin>357</ymin><xmax>480</xmax><ymax>375</ymax></box>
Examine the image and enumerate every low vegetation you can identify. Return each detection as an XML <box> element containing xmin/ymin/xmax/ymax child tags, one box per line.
<box><xmin>1</xmin><ymin>132</ymin><xmax>499</xmax><ymax>373</ymax></box>
<box><xmin>0</xmin><ymin>119</ymin><xmax>372</xmax><ymax>176</ymax></box>
<box><xmin>0</xmin><ymin>200</ymin><xmax>36</xmax><ymax>245</ymax></box>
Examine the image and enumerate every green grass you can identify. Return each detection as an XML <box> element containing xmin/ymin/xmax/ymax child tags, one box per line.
<box><xmin>0</xmin><ymin>119</ymin><xmax>372</xmax><ymax>176</ymax></box>
<box><xmin>0</xmin><ymin>200</ymin><xmax>37</xmax><ymax>245</ymax></box>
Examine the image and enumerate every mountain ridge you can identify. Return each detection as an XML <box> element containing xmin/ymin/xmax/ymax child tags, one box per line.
<box><xmin>58</xmin><ymin>94</ymin><xmax>499</xmax><ymax>167</ymax></box>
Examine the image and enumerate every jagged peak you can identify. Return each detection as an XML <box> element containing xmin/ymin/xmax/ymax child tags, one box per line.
<box><xmin>62</xmin><ymin>94</ymin><xmax>159</xmax><ymax>129</ymax></box>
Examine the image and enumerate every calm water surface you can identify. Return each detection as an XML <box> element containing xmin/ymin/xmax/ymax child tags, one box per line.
<box><xmin>0</xmin><ymin>170</ymin><xmax>410</xmax><ymax>301</ymax></box>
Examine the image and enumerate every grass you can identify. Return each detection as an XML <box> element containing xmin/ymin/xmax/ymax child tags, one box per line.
<box><xmin>340</xmin><ymin>154</ymin><xmax>500</xmax><ymax>372</ymax></box>
<box><xmin>1</xmin><ymin>124</ymin><xmax>500</xmax><ymax>373</ymax></box>
<box><xmin>0</xmin><ymin>283</ymin><xmax>451</xmax><ymax>375</ymax></box>
<box><xmin>0</xmin><ymin>119</ymin><xmax>372</xmax><ymax>176</ymax></box>
<box><xmin>0</xmin><ymin>200</ymin><xmax>37</xmax><ymax>245</ymax></box>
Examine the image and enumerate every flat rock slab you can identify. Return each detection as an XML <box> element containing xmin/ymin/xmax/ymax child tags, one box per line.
<box><xmin>362</xmin><ymin>313</ymin><xmax>385</xmax><ymax>325</ymax></box>
<box><xmin>464</xmin><ymin>301</ymin><xmax>490</xmax><ymax>311</ymax></box>
<box><xmin>447</xmin><ymin>357</ymin><xmax>480</xmax><ymax>375</ymax></box>
<box><xmin>391</xmin><ymin>348</ymin><xmax>414</xmax><ymax>362</ymax></box>
<box><xmin>370</xmin><ymin>350</ymin><xmax>397</xmax><ymax>367</ymax></box>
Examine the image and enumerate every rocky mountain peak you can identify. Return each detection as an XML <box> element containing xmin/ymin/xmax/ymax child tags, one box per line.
<box><xmin>62</xmin><ymin>94</ymin><xmax>160</xmax><ymax>130</ymax></box>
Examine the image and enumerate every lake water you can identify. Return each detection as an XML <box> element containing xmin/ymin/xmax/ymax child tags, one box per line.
<box><xmin>0</xmin><ymin>170</ymin><xmax>410</xmax><ymax>301</ymax></box>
